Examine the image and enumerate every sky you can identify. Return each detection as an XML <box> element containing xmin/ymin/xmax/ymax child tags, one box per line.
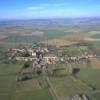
<box><xmin>0</xmin><ymin>0</ymin><xmax>100</xmax><ymax>20</ymax></box>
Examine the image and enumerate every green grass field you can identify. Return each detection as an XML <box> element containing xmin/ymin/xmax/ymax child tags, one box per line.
<box><xmin>88</xmin><ymin>92</ymin><xmax>100</xmax><ymax>100</ymax></box>
<box><xmin>75</xmin><ymin>61</ymin><xmax>100</xmax><ymax>100</ymax></box>
<box><xmin>48</xmin><ymin>59</ymin><xmax>100</xmax><ymax>100</ymax></box>
<box><xmin>76</xmin><ymin>67</ymin><xmax>100</xmax><ymax>89</ymax></box>
<box><xmin>0</xmin><ymin>63</ymin><xmax>53</xmax><ymax>100</ymax></box>
<box><xmin>50</xmin><ymin>76</ymin><xmax>89</xmax><ymax>99</ymax></box>
<box><xmin>1</xmin><ymin>35</ymin><xmax>40</xmax><ymax>43</ymax></box>
<box><xmin>43</xmin><ymin>30</ymin><xmax>72</xmax><ymax>39</ymax></box>
<box><xmin>48</xmin><ymin>62</ymin><xmax>91</xmax><ymax>99</ymax></box>
<box><xmin>0</xmin><ymin>61</ymin><xmax>100</xmax><ymax>100</ymax></box>
<box><xmin>15</xmin><ymin>79</ymin><xmax>53</xmax><ymax>100</ymax></box>
<box><xmin>0</xmin><ymin>63</ymin><xmax>22</xmax><ymax>100</ymax></box>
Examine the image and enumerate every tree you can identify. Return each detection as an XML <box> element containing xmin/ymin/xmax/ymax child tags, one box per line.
<box><xmin>23</xmin><ymin>62</ymin><xmax>30</xmax><ymax>68</ymax></box>
<box><xmin>73</xmin><ymin>68</ymin><xmax>80</xmax><ymax>75</ymax></box>
<box><xmin>22</xmin><ymin>51</ymin><xmax>30</xmax><ymax>57</ymax></box>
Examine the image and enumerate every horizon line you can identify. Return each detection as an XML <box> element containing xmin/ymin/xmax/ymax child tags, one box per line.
<box><xmin>0</xmin><ymin>16</ymin><xmax>100</xmax><ymax>21</ymax></box>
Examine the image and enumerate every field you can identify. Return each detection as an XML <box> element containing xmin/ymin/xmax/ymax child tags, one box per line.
<box><xmin>0</xmin><ymin>63</ymin><xmax>53</xmax><ymax>100</ymax></box>
<box><xmin>0</xmin><ymin>42</ymin><xmax>100</xmax><ymax>100</ymax></box>
<box><xmin>50</xmin><ymin>76</ymin><xmax>89</xmax><ymax>99</ymax></box>
<box><xmin>0</xmin><ymin>21</ymin><xmax>100</xmax><ymax>45</ymax></box>
<box><xmin>0</xmin><ymin>63</ymin><xmax>22</xmax><ymax>100</ymax></box>
<box><xmin>0</xmin><ymin>19</ymin><xmax>100</xmax><ymax>100</ymax></box>
<box><xmin>77</xmin><ymin>67</ymin><xmax>100</xmax><ymax>88</ymax></box>
<box><xmin>1</xmin><ymin>35</ymin><xmax>40</xmax><ymax>43</ymax></box>
<box><xmin>76</xmin><ymin>64</ymin><xmax>100</xmax><ymax>100</ymax></box>
<box><xmin>47</xmin><ymin>56</ymin><xmax>100</xmax><ymax>100</ymax></box>
<box><xmin>0</xmin><ymin>47</ymin><xmax>100</xmax><ymax>100</ymax></box>
<box><xmin>15</xmin><ymin>79</ymin><xmax>53</xmax><ymax>100</ymax></box>
<box><xmin>88</xmin><ymin>92</ymin><xmax>100</xmax><ymax>100</ymax></box>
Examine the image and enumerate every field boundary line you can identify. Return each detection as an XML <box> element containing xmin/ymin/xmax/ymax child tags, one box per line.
<box><xmin>45</xmin><ymin>76</ymin><xmax>59</xmax><ymax>100</ymax></box>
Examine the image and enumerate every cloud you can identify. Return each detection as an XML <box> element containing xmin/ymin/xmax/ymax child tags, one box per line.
<box><xmin>27</xmin><ymin>3</ymin><xmax>50</xmax><ymax>11</ymax></box>
<box><xmin>28</xmin><ymin>6</ymin><xmax>44</xmax><ymax>10</ymax></box>
<box><xmin>27</xmin><ymin>3</ymin><xmax>66</xmax><ymax>11</ymax></box>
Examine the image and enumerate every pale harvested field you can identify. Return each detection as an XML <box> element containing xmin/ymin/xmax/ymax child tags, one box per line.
<box><xmin>44</xmin><ymin>39</ymin><xmax>73</xmax><ymax>46</ymax></box>
<box><xmin>64</xmin><ymin>31</ymin><xmax>100</xmax><ymax>41</ymax></box>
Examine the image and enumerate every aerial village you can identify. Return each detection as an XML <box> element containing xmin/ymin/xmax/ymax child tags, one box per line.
<box><xmin>7</xmin><ymin>42</ymin><xmax>97</xmax><ymax>100</ymax></box>
<box><xmin>8</xmin><ymin>44</ymin><xmax>96</xmax><ymax>65</ymax></box>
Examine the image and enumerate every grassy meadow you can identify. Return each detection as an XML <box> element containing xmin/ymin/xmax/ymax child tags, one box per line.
<box><xmin>0</xmin><ymin>63</ymin><xmax>22</xmax><ymax>100</ymax></box>
<box><xmin>0</xmin><ymin>63</ymin><xmax>53</xmax><ymax>100</ymax></box>
<box><xmin>15</xmin><ymin>79</ymin><xmax>53</xmax><ymax>100</ymax></box>
<box><xmin>50</xmin><ymin>76</ymin><xmax>89</xmax><ymax>99</ymax></box>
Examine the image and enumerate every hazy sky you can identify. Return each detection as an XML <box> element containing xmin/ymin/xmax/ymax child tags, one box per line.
<box><xmin>0</xmin><ymin>0</ymin><xmax>100</xmax><ymax>19</ymax></box>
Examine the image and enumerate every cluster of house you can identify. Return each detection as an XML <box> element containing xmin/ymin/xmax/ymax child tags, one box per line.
<box><xmin>15</xmin><ymin>57</ymin><xmax>36</xmax><ymax>61</ymax></box>
<box><xmin>15</xmin><ymin>53</ymin><xmax>96</xmax><ymax>64</ymax></box>
<box><xmin>8</xmin><ymin>47</ymin><xmax>96</xmax><ymax>66</ymax></box>
<box><xmin>42</xmin><ymin>53</ymin><xmax>96</xmax><ymax>65</ymax></box>
<box><xmin>8</xmin><ymin>46</ymin><xmax>49</xmax><ymax>57</ymax></box>
<box><xmin>66</xmin><ymin>95</ymin><xmax>89</xmax><ymax>100</ymax></box>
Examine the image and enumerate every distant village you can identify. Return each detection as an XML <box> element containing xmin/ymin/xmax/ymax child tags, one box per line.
<box><xmin>8</xmin><ymin>44</ymin><xmax>96</xmax><ymax>78</ymax></box>
<box><xmin>8</xmin><ymin>44</ymin><xmax>96</xmax><ymax>66</ymax></box>
<box><xmin>7</xmin><ymin>44</ymin><xmax>96</xmax><ymax>100</ymax></box>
